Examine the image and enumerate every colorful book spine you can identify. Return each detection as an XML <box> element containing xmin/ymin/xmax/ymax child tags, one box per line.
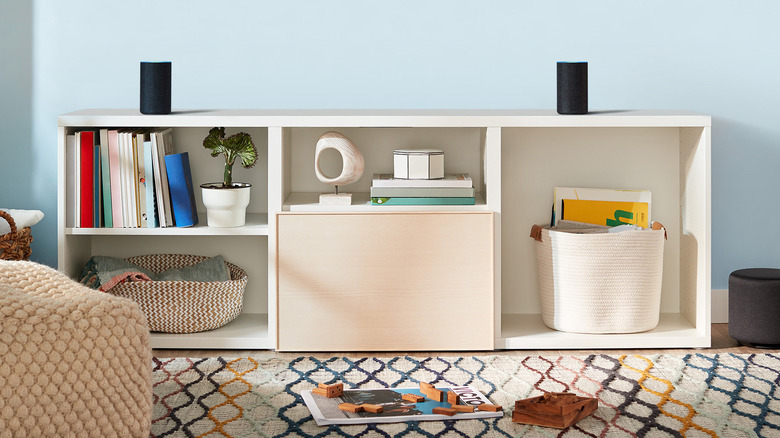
<box><xmin>371</xmin><ymin>197</ymin><xmax>475</xmax><ymax>206</ymax></box>
<box><xmin>143</xmin><ymin>139</ymin><xmax>158</xmax><ymax>228</ymax></box>
<box><xmin>107</xmin><ymin>130</ymin><xmax>123</xmax><ymax>227</ymax></box>
<box><xmin>99</xmin><ymin>129</ymin><xmax>113</xmax><ymax>228</ymax></box>
<box><xmin>561</xmin><ymin>199</ymin><xmax>649</xmax><ymax>228</ymax></box>
<box><xmin>78</xmin><ymin>131</ymin><xmax>94</xmax><ymax>227</ymax></box>
<box><xmin>164</xmin><ymin>152</ymin><xmax>198</xmax><ymax>227</ymax></box>
<box><xmin>135</xmin><ymin>132</ymin><xmax>148</xmax><ymax>228</ymax></box>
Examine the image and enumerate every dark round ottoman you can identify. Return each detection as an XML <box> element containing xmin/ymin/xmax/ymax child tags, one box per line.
<box><xmin>729</xmin><ymin>268</ymin><xmax>780</xmax><ymax>348</ymax></box>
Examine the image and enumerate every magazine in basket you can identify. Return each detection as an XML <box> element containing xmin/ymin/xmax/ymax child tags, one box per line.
<box><xmin>302</xmin><ymin>385</ymin><xmax>502</xmax><ymax>425</ymax></box>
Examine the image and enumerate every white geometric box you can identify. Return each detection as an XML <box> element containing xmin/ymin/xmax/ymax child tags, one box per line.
<box><xmin>393</xmin><ymin>149</ymin><xmax>444</xmax><ymax>179</ymax></box>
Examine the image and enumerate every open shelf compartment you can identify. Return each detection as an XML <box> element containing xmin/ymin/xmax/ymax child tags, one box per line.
<box><xmin>497</xmin><ymin>125</ymin><xmax>710</xmax><ymax>349</ymax></box>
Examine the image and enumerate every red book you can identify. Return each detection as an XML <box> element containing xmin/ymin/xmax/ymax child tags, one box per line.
<box><xmin>79</xmin><ymin>131</ymin><xmax>94</xmax><ymax>227</ymax></box>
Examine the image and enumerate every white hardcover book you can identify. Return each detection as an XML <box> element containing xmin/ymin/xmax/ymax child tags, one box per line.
<box><xmin>135</xmin><ymin>132</ymin><xmax>148</xmax><ymax>228</ymax></box>
<box><xmin>153</xmin><ymin>129</ymin><xmax>174</xmax><ymax>227</ymax></box>
<box><xmin>371</xmin><ymin>173</ymin><xmax>472</xmax><ymax>188</ymax></box>
<box><xmin>107</xmin><ymin>130</ymin><xmax>123</xmax><ymax>228</ymax></box>
<box><xmin>74</xmin><ymin>132</ymin><xmax>81</xmax><ymax>228</ymax></box>
<box><xmin>66</xmin><ymin>134</ymin><xmax>77</xmax><ymax>228</ymax></box>
<box><xmin>120</xmin><ymin>131</ymin><xmax>134</xmax><ymax>227</ymax></box>
<box><xmin>143</xmin><ymin>139</ymin><xmax>158</xmax><ymax>228</ymax></box>
<box><xmin>150</xmin><ymin>131</ymin><xmax>166</xmax><ymax>227</ymax></box>
<box><xmin>118</xmin><ymin>131</ymin><xmax>126</xmax><ymax>227</ymax></box>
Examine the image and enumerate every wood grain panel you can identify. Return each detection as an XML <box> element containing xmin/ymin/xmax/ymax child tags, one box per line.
<box><xmin>277</xmin><ymin>212</ymin><xmax>494</xmax><ymax>351</ymax></box>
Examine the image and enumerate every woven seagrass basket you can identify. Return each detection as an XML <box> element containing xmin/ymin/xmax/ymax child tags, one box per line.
<box><xmin>532</xmin><ymin>225</ymin><xmax>665</xmax><ymax>334</ymax></box>
<box><xmin>0</xmin><ymin>210</ymin><xmax>33</xmax><ymax>261</ymax></box>
<box><xmin>106</xmin><ymin>254</ymin><xmax>247</xmax><ymax>333</ymax></box>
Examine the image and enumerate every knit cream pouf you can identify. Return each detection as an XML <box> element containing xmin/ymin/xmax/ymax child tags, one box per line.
<box><xmin>0</xmin><ymin>260</ymin><xmax>152</xmax><ymax>437</ymax></box>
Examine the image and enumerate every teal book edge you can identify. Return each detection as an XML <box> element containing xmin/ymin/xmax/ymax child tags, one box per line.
<box><xmin>371</xmin><ymin>197</ymin><xmax>475</xmax><ymax>205</ymax></box>
<box><xmin>164</xmin><ymin>152</ymin><xmax>198</xmax><ymax>227</ymax></box>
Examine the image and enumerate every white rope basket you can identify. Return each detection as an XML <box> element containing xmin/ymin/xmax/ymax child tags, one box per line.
<box><xmin>533</xmin><ymin>225</ymin><xmax>665</xmax><ymax>334</ymax></box>
<box><xmin>106</xmin><ymin>254</ymin><xmax>247</xmax><ymax>333</ymax></box>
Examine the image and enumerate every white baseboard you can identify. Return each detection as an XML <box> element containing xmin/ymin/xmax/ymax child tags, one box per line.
<box><xmin>712</xmin><ymin>289</ymin><xmax>728</xmax><ymax>323</ymax></box>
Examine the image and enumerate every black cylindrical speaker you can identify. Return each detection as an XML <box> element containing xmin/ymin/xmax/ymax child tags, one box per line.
<box><xmin>557</xmin><ymin>62</ymin><xmax>588</xmax><ymax>115</ymax></box>
<box><xmin>140</xmin><ymin>62</ymin><xmax>171</xmax><ymax>114</ymax></box>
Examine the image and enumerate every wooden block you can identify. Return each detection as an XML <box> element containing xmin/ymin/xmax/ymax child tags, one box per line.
<box><xmin>402</xmin><ymin>393</ymin><xmax>426</xmax><ymax>403</ymax></box>
<box><xmin>427</xmin><ymin>388</ymin><xmax>444</xmax><ymax>402</ymax></box>
<box><xmin>447</xmin><ymin>391</ymin><xmax>460</xmax><ymax>405</ymax></box>
<box><xmin>513</xmin><ymin>393</ymin><xmax>598</xmax><ymax>429</ymax></box>
<box><xmin>325</xmin><ymin>383</ymin><xmax>344</xmax><ymax>398</ymax></box>
<box><xmin>451</xmin><ymin>405</ymin><xmax>475</xmax><ymax>413</ymax></box>
<box><xmin>315</xmin><ymin>382</ymin><xmax>344</xmax><ymax>398</ymax></box>
<box><xmin>477</xmin><ymin>403</ymin><xmax>503</xmax><ymax>412</ymax></box>
<box><xmin>432</xmin><ymin>407</ymin><xmax>457</xmax><ymax>416</ymax></box>
<box><xmin>361</xmin><ymin>404</ymin><xmax>383</xmax><ymax>414</ymax></box>
<box><xmin>420</xmin><ymin>382</ymin><xmax>434</xmax><ymax>391</ymax></box>
<box><xmin>338</xmin><ymin>403</ymin><xmax>363</xmax><ymax>413</ymax></box>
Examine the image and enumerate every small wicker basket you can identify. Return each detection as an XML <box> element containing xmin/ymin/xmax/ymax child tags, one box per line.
<box><xmin>106</xmin><ymin>254</ymin><xmax>248</xmax><ymax>333</ymax></box>
<box><xmin>0</xmin><ymin>210</ymin><xmax>33</xmax><ymax>261</ymax></box>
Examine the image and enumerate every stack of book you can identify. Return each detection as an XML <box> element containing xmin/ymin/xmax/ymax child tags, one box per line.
<box><xmin>370</xmin><ymin>173</ymin><xmax>475</xmax><ymax>205</ymax></box>
<box><xmin>67</xmin><ymin>128</ymin><xmax>198</xmax><ymax>229</ymax></box>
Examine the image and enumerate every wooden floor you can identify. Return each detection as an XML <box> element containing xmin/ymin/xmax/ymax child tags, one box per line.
<box><xmin>154</xmin><ymin>324</ymin><xmax>780</xmax><ymax>358</ymax></box>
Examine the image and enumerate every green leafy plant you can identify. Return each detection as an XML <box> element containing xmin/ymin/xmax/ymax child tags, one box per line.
<box><xmin>203</xmin><ymin>127</ymin><xmax>258</xmax><ymax>187</ymax></box>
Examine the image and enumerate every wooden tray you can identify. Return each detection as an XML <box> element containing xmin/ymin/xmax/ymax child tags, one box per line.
<box><xmin>512</xmin><ymin>392</ymin><xmax>598</xmax><ymax>429</ymax></box>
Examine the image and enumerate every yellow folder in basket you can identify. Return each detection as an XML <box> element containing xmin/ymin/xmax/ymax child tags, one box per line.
<box><xmin>561</xmin><ymin>199</ymin><xmax>649</xmax><ymax>228</ymax></box>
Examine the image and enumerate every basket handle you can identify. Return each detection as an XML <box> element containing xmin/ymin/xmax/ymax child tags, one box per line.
<box><xmin>0</xmin><ymin>210</ymin><xmax>17</xmax><ymax>234</ymax></box>
<box><xmin>530</xmin><ymin>224</ymin><xmax>544</xmax><ymax>242</ymax></box>
<box><xmin>652</xmin><ymin>221</ymin><xmax>667</xmax><ymax>240</ymax></box>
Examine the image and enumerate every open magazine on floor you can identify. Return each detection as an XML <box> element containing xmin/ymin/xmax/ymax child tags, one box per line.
<box><xmin>302</xmin><ymin>385</ymin><xmax>503</xmax><ymax>425</ymax></box>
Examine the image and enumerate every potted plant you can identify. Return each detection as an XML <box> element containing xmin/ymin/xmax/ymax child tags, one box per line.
<box><xmin>200</xmin><ymin>127</ymin><xmax>258</xmax><ymax>227</ymax></box>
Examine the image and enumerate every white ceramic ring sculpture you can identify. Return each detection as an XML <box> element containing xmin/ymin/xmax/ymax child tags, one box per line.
<box><xmin>314</xmin><ymin>131</ymin><xmax>364</xmax><ymax>186</ymax></box>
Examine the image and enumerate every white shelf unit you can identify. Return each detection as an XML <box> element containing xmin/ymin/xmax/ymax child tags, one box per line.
<box><xmin>58</xmin><ymin>109</ymin><xmax>711</xmax><ymax>350</ymax></box>
<box><xmin>57</xmin><ymin>112</ymin><xmax>272</xmax><ymax>349</ymax></box>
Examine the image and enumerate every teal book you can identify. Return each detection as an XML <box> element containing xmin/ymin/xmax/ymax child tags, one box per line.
<box><xmin>99</xmin><ymin>129</ymin><xmax>112</xmax><ymax>228</ymax></box>
<box><xmin>164</xmin><ymin>152</ymin><xmax>198</xmax><ymax>227</ymax></box>
<box><xmin>371</xmin><ymin>197</ymin><xmax>475</xmax><ymax>205</ymax></box>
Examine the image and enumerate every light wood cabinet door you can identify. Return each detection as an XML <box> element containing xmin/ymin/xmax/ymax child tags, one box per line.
<box><xmin>277</xmin><ymin>212</ymin><xmax>494</xmax><ymax>351</ymax></box>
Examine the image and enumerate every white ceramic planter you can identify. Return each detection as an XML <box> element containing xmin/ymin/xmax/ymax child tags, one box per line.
<box><xmin>200</xmin><ymin>183</ymin><xmax>251</xmax><ymax>227</ymax></box>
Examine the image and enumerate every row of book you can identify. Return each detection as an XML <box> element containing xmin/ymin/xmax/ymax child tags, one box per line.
<box><xmin>370</xmin><ymin>173</ymin><xmax>475</xmax><ymax>205</ymax></box>
<box><xmin>67</xmin><ymin>128</ymin><xmax>198</xmax><ymax>228</ymax></box>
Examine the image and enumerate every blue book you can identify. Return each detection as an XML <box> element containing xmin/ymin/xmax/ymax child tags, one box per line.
<box><xmin>143</xmin><ymin>140</ymin><xmax>158</xmax><ymax>228</ymax></box>
<box><xmin>164</xmin><ymin>152</ymin><xmax>198</xmax><ymax>227</ymax></box>
<box><xmin>371</xmin><ymin>197</ymin><xmax>475</xmax><ymax>205</ymax></box>
<box><xmin>99</xmin><ymin>129</ymin><xmax>113</xmax><ymax>228</ymax></box>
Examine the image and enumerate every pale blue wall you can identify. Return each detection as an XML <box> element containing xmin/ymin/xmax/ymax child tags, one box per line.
<box><xmin>0</xmin><ymin>1</ymin><xmax>33</xmax><ymax>228</ymax></box>
<box><xmin>3</xmin><ymin>0</ymin><xmax>778</xmax><ymax>288</ymax></box>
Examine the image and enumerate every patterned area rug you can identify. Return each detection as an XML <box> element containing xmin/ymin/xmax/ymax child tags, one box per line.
<box><xmin>151</xmin><ymin>353</ymin><xmax>780</xmax><ymax>437</ymax></box>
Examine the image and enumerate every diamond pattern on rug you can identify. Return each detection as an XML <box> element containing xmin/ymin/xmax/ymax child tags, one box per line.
<box><xmin>151</xmin><ymin>354</ymin><xmax>780</xmax><ymax>437</ymax></box>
